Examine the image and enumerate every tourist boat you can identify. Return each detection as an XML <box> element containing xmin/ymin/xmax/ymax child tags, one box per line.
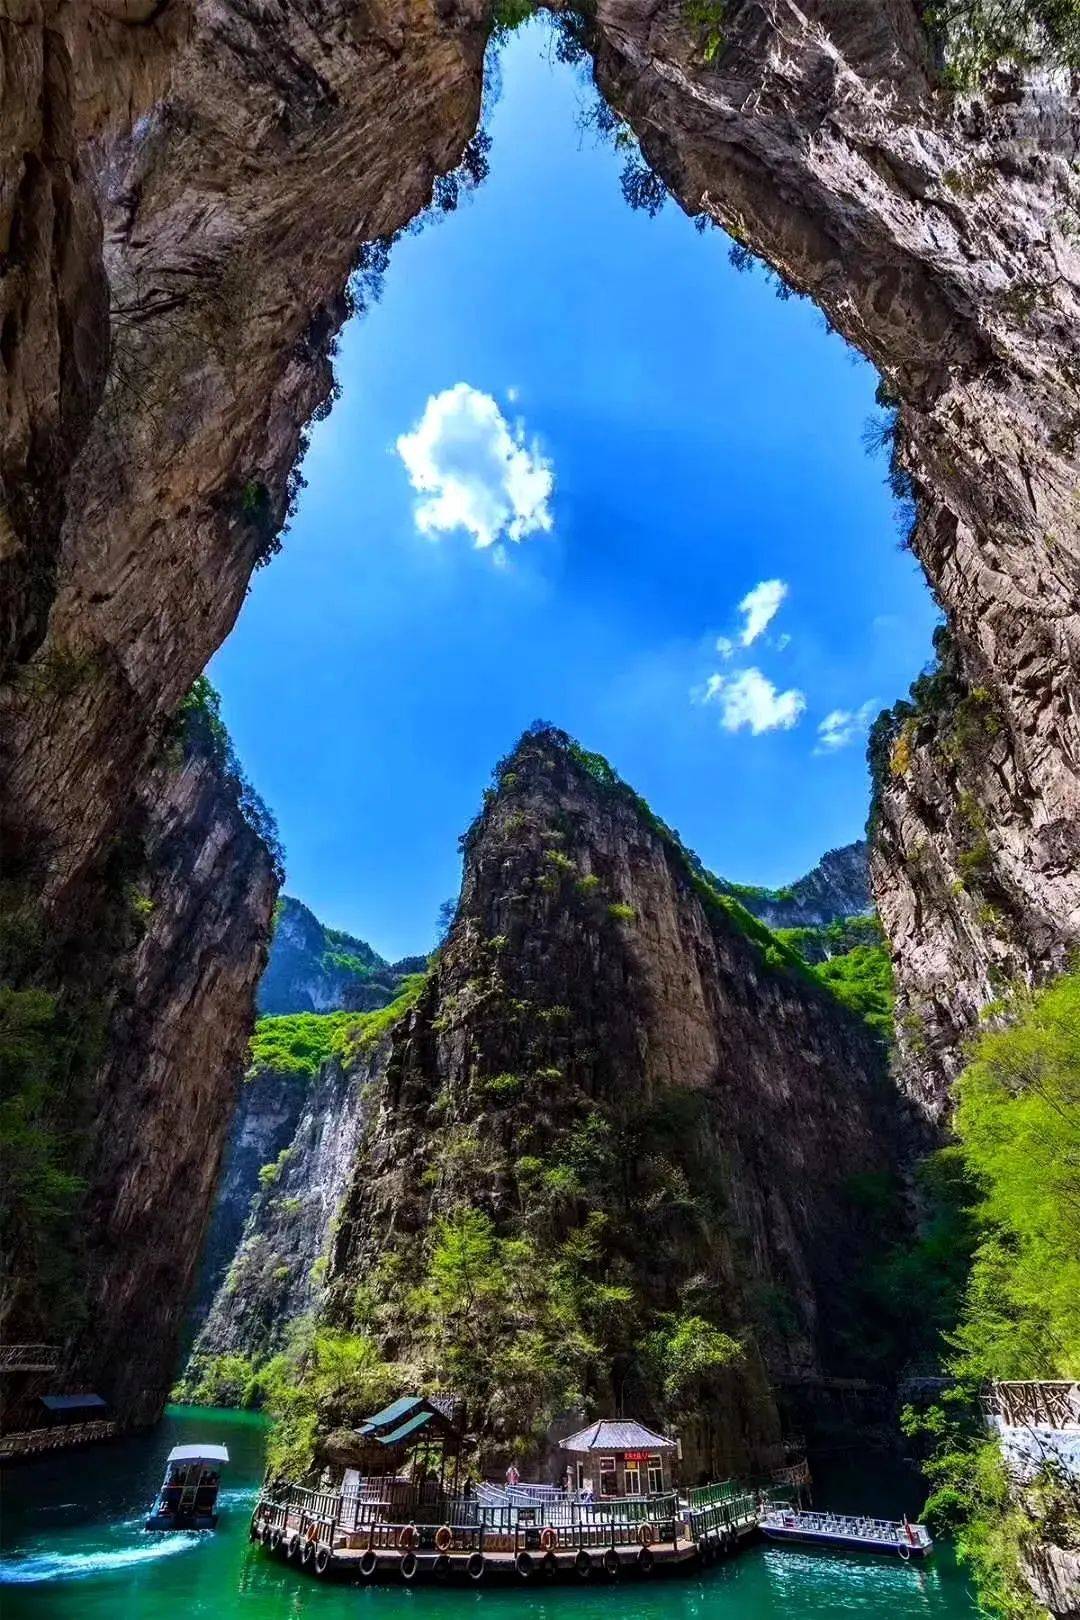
<box><xmin>145</xmin><ymin>1443</ymin><xmax>229</xmax><ymax>1531</ymax></box>
<box><xmin>759</xmin><ymin>1505</ymin><xmax>933</xmax><ymax>1559</ymax></box>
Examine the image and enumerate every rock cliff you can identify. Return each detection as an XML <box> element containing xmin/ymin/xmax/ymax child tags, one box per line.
<box><xmin>259</xmin><ymin>895</ymin><xmax>421</xmax><ymax>1015</ymax></box>
<box><xmin>186</xmin><ymin>1038</ymin><xmax>388</xmax><ymax>1382</ymax></box>
<box><xmin>188</xmin><ymin>900</ymin><xmax>422</xmax><ymax>1337</ymax></box>
<box><xmin>0</xmin><ymin>714</ymin><xmax>278</xmax><ymax>1430</ymax></box>
<box><xmin>319</xmin><ymin>728</ymin><xmax>909</xmax><ymax>1479</ymax></box>
<box><xmin>726</xmin><ymin>840</ymin><xmax>871</xmax><ymax>931</ymax></box>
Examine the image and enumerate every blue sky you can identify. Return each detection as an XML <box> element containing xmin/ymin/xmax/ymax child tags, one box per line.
<box><xmin>211</xmin><ymin>20</ymin><xmax>939</xmax><ymax>961</ymax></box>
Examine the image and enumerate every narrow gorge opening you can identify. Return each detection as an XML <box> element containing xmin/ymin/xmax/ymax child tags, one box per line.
<box><xmin>178</xmin><ymin>0</ymin><xmax>949</xmax><ymax>1534</ymax></box>
<box><xmin>208</xmin><ymin>15</ymin><xmax>939</xmax><ymax>961</ymax></box>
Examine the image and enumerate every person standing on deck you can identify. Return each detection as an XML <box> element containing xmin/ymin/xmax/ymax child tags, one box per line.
<box><xmin>506</xmin><ymin>1462</ymin><xmax>521</xmax><ymax>1487</ymax></box>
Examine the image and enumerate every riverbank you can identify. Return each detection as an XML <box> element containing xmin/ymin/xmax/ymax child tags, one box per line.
<box><xmin>1</xmin><ymin>1406</ymin><xmax>978</xmax><ymax>1619</ymax></box>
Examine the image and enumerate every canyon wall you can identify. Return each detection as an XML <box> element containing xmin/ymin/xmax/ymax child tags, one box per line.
<box><xmin>0</xmin><ymin>715</ymin><xmax>277</xmax><ymax>1430</ymax></box>
<box><xmin>320</xmin><ymin>729</ymin><xmax>909</xmax><ymax>1479</ymax></box>
<box><xmin>726</xmin><ymin>840</ymin><xmax>871</xmax><ymax>930</ymax></box>
<box><xmin>186</xmin><ymin>1040</ymin><xmax>386</xmax><ymax>1380</ymax></box>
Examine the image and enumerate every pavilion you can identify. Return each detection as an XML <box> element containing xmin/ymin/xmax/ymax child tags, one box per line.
<box><xmin>560</xmin><ymin>1418</ymin><xmax>678</xmax><ymax>1499</ymax></box>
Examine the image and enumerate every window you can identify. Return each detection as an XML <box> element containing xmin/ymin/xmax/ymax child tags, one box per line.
<box><xmin>647</xmin><ymin>1455</ymin><xmax>664</xmax><ymax>1494</ymax></box>
<box><xmin>599</xmin><ymin>1457</ymin><xmax>617</xmax><ymax>1496</ymax></box>
<box><xmin>624</xmin><ymin>1460</ymin><xmax>642</xmax><ymax>1495</ymax></box>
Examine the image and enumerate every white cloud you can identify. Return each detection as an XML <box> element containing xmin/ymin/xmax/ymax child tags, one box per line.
<box><xmin>737</xmin><ymin>578</ymin><xmax>788</xmax><ymax>646</ymax></box>
<box><xmin>506</xmin><ymin>385</ymin><xmax>520</xmax><ymax>403</ymax></box>
<box><xmin>715</xmin><ymin>634</ymin><xmax>735</xmax><ymax>660</ymax></box>
<box><xmin>773</xmin><ymin>632</ymin><xmax>791</xmax><ymax>652</ymax></box>
<box><xmin>815</xmin><ymin>700</ymin><xmax>878</xmax><ymax>754</ymax></box>
<box><xmin>396</xmin><ymin>383</ymin><xmax>553</xmax><ymax>550</ymax></box>
<box><xmin>696</xmin><ymin>667</ymin><xmax>806</xmax><ymax>735</ymax></box>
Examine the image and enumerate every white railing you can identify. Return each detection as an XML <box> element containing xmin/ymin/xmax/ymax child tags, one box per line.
<box><xmin>762</xmin><ymin>1509</ymin><xmax>930</xmax><ymax>1548</ymax></box>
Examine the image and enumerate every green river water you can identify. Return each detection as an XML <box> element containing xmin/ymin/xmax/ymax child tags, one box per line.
<box><xmin>1</xmin><ymin>1406</ymin><xmax>979</xmax><ymax>1619</ymax></box>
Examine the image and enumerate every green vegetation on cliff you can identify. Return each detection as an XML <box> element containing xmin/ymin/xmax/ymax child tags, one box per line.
<box><xmin>246</xmin><ymin>974</ymin><xmax>427</xmax><ymax>1084</ymax></box>
<box><xmin>926</xmin><ymin>0</ymin><xmax>1080</xmax><ymax>86</ymax></box>
<box><xmin>903</xmin><ymin>969</ymin><xmax>1080</xmax><ymax>1616</ymax></box>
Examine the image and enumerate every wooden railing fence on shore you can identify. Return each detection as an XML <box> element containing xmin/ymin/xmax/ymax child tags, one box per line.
<box><xmin>0</xmin><ymin>1344</ymin><xmax>60</xmax><ymax>1373</ymax></box>
<box><xmin>984</xmin><ymin>1382</ymin><xmax>1080</xmax><ymax>1430</ymax></box>
<box><xmin>0</xmin><ymin>1421</ymin><xmax>118</xmax><ymax>1458</ymax></box>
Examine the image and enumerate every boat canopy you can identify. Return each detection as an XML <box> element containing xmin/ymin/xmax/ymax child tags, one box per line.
<box><xmin>166</xmin><ymin>1443</ymin><xmax>230</xmax><ymax>1464</ymax></box>
<box><xmin>560</xmin><ymin>1418</ymin><xmax>677</xmax><ymax>1453</ymax></box>
<box><xmin>39</xmin><ymin>1393</ymin><xmax>108</xmax><ymax>1414</ymax></box>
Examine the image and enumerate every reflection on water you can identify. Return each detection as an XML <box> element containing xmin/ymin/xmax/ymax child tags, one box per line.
<box><xmin>1</xmin><ymin>1406</ymin><xmax>978</xmax><ymax>1619</ymax></box>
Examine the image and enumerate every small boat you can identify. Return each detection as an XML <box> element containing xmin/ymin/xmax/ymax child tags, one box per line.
<box><xmin>759</xmin><ymin>1505</ymin><xmax>933</xmax><ymax>1559</ymax></box>
<box><xmin>145</xmin><ymin>1443</ymin><xmax>229</xmax><ymax>1531</ymax></box>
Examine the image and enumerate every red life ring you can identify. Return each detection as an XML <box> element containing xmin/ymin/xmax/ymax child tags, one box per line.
<box><xmin>540</xmin><ymin>1526</ymin><xmax>557</xmax><ymax>1552</ymax></box>
<box><xmin>435</xmin><ymin>1525</ymin><xmax>454</xmax><ymax>1552</ymax></box>
<box><xmin>398</xmin><ymin>1524</ymin><xmax>417</xmax><ymax>1552</ymax></box>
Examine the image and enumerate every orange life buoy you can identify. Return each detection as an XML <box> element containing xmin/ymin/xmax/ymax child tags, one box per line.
<box><xmin>435</xmin><ymin>1525</ymin><xmax>454</xmax><ymax>1552</ymax></box>
<box><xmin>540</xmin><ymin>1526</ymin><xmax>557</xmax><ymax>1553</ymax></box>
<box><xmin>398</xmin><ymin>1523</ymin><xmax>417</xmax><ymax>1552</ymax></box>
<box><xmin>637</xmin><ymin>1522</ymin><xmax>656</xmax><ymax>1548</ymax></box>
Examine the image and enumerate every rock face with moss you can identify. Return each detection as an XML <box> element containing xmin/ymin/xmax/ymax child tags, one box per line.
<box><xmin>313</xmin><ymin>729</ymin><xmax>908</xmax><ymax>1479</ymax></box>
<box><xmin>183</xmin><ymin>1039</ymin><xmax>389</xmax><ymax>1394</ymax></box>
<box><xmin>868</xmin><ymin>628</ymin><xmax>1080</xmax><ymax>1117</ymax></box>
<box><xmin>723</xmin><ymin>840</ymin><xmax>871</xmax><ymax>931</ymax></box>
<box><xmin>0</xmin><ymin>720</ymin><xmax>278</xmax><ymax>1431</ymax></box>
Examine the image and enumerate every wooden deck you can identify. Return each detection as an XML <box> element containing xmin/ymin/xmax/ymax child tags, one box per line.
<box><xmin>250</xmin><ymin>1480</ymin><xmax>761</xmax><ymax>1583</ymax></box>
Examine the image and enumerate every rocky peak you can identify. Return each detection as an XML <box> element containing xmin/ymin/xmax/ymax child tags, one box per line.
<box><xmin>322</xmin><ymin>728</ymin><xmax>910</xmax><ymax>1478</ymax></box>
<box><xmin>259</xmin><ymin>895</ymin><xmax>411</xmax><ymax>1016</ymax></box>
<box><xmin>728</xmin><ymin>841</ymin><xmax>871</xmax><ymax>931</ymax></box>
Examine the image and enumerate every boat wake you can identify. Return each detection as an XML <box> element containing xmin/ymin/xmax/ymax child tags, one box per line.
<box><xmin>0</xmin><ymin>1531</ymin><xmax>200</xmax><ymax>1584</ymax></box>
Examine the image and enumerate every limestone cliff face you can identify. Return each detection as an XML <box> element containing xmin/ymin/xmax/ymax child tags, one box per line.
<box><xmin>188</xmin><ymin>1041</ymin><xmax>385</xmax><ymax>1372</ymax></box>
<box><xmin>0</xmin><ymin>725</ymin><xmax>277</xmax><ymax>1431</ymax></box>
<box><xmin>869</xmin><ymin>630</ymin><xmax>1079</xmax><ymax>1115</ymax></box>
<box><xmin>730</xmin><ymin>841</ymin><xmax>871</xmax><ymax>931</ymax></box>
<box><xmin>188</xmin><ymin>1069</ymin><xmax>306</xmax><ymax>1328</ymax></box>
<box><xmin>324</xmin><ymin>730</ymin><xmax>907</xmax><ymax>1478</ymax></box>
<box><xmin>70</xmin><ymin>738</ymin><xmax>277</xmax><ymax>1427</ymax></box>
<box><xmin>259</xmin><ymin>896</ymin><xmax>419</xmax><ymax>1015</ymax></box>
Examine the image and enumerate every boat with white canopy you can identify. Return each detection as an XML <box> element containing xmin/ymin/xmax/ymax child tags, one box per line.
<box><xmin>145</xmin><ymin>1443</ymin><xmax>229</xmax><ymax>1531</ymax></box>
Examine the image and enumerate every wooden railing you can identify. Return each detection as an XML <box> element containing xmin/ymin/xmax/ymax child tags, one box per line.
<box><xmin>0</xmin><ymin>1421</ymin><xmax>118</xmax><ymax>1457</ymax></box>
<box><xmin>257</xmin><ymin>1483</ymin><xmax>688</xmax><ymax>1552</ymax></box>
<box><xmin>0</xmin><ymin>1344</ymin><xmax>60</xmax><ymax>1373</ymax></box>
<box><xmin>985</xmin><ymin>1382</ymin><xmax>1080</xmax><ymax>1430</ymax></box>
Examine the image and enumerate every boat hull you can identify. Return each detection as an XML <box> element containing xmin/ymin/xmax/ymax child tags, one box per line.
<box><xmin>145</xmin><ymin>1510</ymin><xmax>219</xmax><ymax>1532</ymax></box>
<box><xmin>761</xmin><ymin>1525</ymin><xmax>930</xmax><ymax>1559</ymax></box>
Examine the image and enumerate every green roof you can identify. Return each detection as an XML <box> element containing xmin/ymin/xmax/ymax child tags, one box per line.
<box><xmin>378</xmin><ymin>1411</ymin><xmax>434</xmax><ymax>1446</ymax></box>
<box><xmin>361</xmin><ymin>1395</ymin><xmax>424</xmax><ymax>1432</ymax></box>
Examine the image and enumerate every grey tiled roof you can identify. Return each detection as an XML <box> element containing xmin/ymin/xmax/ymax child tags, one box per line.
<box><xmin>559</xmin><ymin>1418</ymin><xmax>676</xmax><ymax>1452</ymax></box>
